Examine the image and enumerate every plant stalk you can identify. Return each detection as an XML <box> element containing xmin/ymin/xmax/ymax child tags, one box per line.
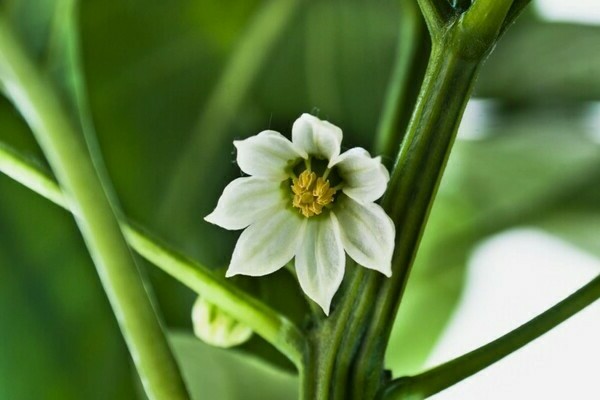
<box><xmin>0</xmin><ymin>17</ymin><xmax>189</xmax><ymax>400</ymax></box>
<box><xmin>352</xmin><ymin>39</ymin><xmax>481</xmax><ymax>400</ymax></box>
<box><xmin>0</xmin><ymin>142</ymin><xmax>307</xmax><ymax>368</ymax></box>
<box><xmin>382</xmin><ymin>274</ymin><xmax>600</xmax><ymax>399</ymax></box>
<box><xmin>349</xmin><ymin>0</ymin><xmax>518</xmax><ymax>396</ymax></box>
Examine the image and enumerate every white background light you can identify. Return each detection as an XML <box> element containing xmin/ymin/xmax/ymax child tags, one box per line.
<box><xmin>535</xmin><ymin>0</ymin><xmax>600</xmax><ymax>25</ymax></box>
<box><xmin>427</xmin><ymin>230</ymin><xmax>600</xmax><ymax>399</ymax></box>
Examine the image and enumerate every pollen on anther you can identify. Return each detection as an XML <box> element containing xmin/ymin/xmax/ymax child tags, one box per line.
<box><xmin>291</xmin><ymin>170</ymin><xmax>336</xmax><ymax>218</ymax></box>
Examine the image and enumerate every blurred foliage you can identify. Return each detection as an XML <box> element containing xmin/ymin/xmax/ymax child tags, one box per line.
<box><xmin>387</xmin><ymin>106</ymin><xmax>600</xmax><ymax>375</ymax></box>
<box><xmin>1</xmin><ymin>0</ymin><xmax>600</xmax><ymax>398</ymax></box>
<box><xmin>169</xmin><ymin>332</ymin><xmax>297</xmax><ymax>400</ymax></box>
<box><xmin>477</xmin><ymin>21</ymin><xmax>600</xmax><ymax>102</ymax></box>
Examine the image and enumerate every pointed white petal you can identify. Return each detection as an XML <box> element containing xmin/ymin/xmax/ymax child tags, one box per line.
<box><xmin>334</xmin><ymin>196</ymin><xmax>395</xmax><ymax>276</ymax></box>
<box><xmin>234</xmin><ymin>130</ymin><xmax>306</xmax><ymax>179</ymax></box>
<box><xmin>333</xmin><ymin>148</ymin><xmax>390</xmax><ymax>203</ymax></box>
<box><xmin>226</xmin><ymin>208</ymin><xmax>306</xmax><ymax>277</ymax></box>
<box><xmin>295</xmin><ymin>214</ymin><xmax>345</xmax><ymax>315</ymax></box>
<box><xmin>204</xmin><ymin>177</ymin><xmax>286</xmax><ymax>230</ymax></box>
<box><xmin>292</xmin><ymin>113</ymin><xmax>342</xmax><ymax>165</ymax></box>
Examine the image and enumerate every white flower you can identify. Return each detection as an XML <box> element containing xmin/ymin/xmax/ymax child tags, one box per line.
<box><xmin>205</xmin><ymin>113</ymin><xmax>395</xmax><ymax>315</ymax></box>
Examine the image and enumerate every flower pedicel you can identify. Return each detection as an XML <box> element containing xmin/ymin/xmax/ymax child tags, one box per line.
<box><xmin>205</xmin><ymin>113</ymin><xmax>395</xmax><ymax>315</ymax></box>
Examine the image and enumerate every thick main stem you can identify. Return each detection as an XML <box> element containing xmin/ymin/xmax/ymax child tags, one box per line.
<box><xmin>0</xmin><ymin>18</ymin><xmax>189</xmax><ymax>400</ymax></box>
<box><xmin>346</xmin><ymin>0</ymin><xmax>519</xmax><ymax>396</ymax></box>
<box><xmin>299</xmin><ymin>4</ymin><xmax>431</xmax><ymax>398</ymax></box>
<box><xmin>301</xmin><ymin>267</ymin><xmax>366</xmax><ymax>399</ymax></box>
<box><xmin>352</xmin><ymin>40</ymin><xmax>481</xmax><ymax>399</ymax></box>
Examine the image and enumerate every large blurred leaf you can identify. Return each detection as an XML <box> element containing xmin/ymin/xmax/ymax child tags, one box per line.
<box><xmin>256</xmin><ymin>1</ymin><xmax>401</xmax><ymax>148</ymax></box>
<box><xmin>477</xmin><ymin>21</ymin><xmax>600</xmax><ymax>102</ymax></box>
<box><xmin>170</xmin><ymin>332</ymin><xmax>297</xmax><ymax>400</ymax></box>
<box><xmin>78</xmin><ymin>0</ymin><xmax>266</xmax><ymax>266</ymax></box>
<box><xmin>386</xmin><ymin>106</ymin><xmax>600</xmax><ymax>375</ymax></box>
<box><xmin>0</xmin><ymin>175</ymin><xmax>136</xmax><ymax>400</ymax></box>
<box><xmin>539</xmin><ymin>211</ymin><xmax>600</xmax><ymax>259</ymax></box>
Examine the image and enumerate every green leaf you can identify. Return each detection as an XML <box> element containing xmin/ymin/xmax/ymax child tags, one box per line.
<box><xmin>2</xmin><ymin>0</ymin><xmax>56</xmax><ymax>60</ymax></box>
<box><xmin>170</xmin><ymin>332</ymin><xmax>298</xmax><ymax>400</ymax></box>
<box><xmin>477</xmin><ymin>21</ymin><xmax>600</xmax><ymax>102</ymax></box>
<box><xmin>0</xmin><ymin>176</ymin><xmax>136</xmax><ymax>400</ymax></box>
<box><xmin>537</xmin><ymin>210</ymin><xmax>600</xmax><ymax>259</ymax></box>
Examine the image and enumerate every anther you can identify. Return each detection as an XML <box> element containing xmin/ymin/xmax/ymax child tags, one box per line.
<box><xmin>291</xmin><ymin>169</ymin><xmax>337</xmax><ymax>218</ymax></box>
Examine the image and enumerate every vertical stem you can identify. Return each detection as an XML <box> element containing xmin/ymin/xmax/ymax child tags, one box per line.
<box><xmin>347</xmin><ymin>1</ymin><xmax>518</xmax><ymax>396</ymax></box>
<box><xmin>300</xmin><ymin>262</ymin><xmax>365</xmax><ymax>400</ymax></box>
<box><xmin>300</xmin><ymin>4</ymin><xmax>430</xmax><ymax>398</ymax></box>
<box><xmin>0</xmin><ymin>17</ymin><xmax>189</xmax><ymax>400</ymax></box>
<box><xmin>352</xmin><ymin>39</ymin><xmax>482</xmax><ymax>399</ymax></box>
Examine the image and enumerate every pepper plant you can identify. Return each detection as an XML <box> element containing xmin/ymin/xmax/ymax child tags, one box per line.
<box><xmin>0</xmin><ymin>0</ymin><xmax>598</xmax><ymax>399</ymax></box>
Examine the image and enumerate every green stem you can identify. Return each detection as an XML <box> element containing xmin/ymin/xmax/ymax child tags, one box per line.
<box><xmin>300</xmin><ymin>265</ymin><xmax>365</xmax><ymax>399</ymax></box>
<box><xmin>350</xmin><ymin>1</ymin><xmax>520</xmax><ymax>397</ymax></box>
<box><xmin>382</xmin><ymin>274</ymin><xmax>600</xmax><ymax>399</ymax></box>
<box><xmin>329</xmin><ymin>276</ymin><xmax>380</xmax><ymax>400</ymax></box>
<box><xmin>460</xmin><ymin>0</ymin><xmax>513</xmax><ymax>54</ymax></box>
<box><xmin>416</xmin><ymin>0</ymin><xmax>454</xmax><ymax>36</ymax></box>
<box><xmin>0</xmin><ymin>16</ymin><xmax>190</xmax><ymax>400</ymax></box>
<box><xmin>159</xmin><ymin>0</ymin><xmax>301</xmax><ymax>227</ymax></box>
<box><xmin>353</xmin><ymin>41</ymin><xmax>482</xmax><ymax>400</ymax></box>
<box><xmin>124</xmin><ymin>225</ymin><xmax>307</xmax><ymax>367</ymax></box>
<box><xmin>0</xmin><ymin>142</ymin><xmax>307</xmax><ymax>368</ymax></box>
<box><xmin>302</xmin><ymin>3</ymin><xmax>430</xmax><ymax>398</ymax></box>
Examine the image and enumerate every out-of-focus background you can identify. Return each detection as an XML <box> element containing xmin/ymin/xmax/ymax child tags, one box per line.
<box><xmin>0</xmin><ymin>1</ymin><xmax>598</xmax><ymax>399</ymax></box>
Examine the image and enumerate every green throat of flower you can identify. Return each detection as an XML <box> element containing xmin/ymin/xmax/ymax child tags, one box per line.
<box><xmin>290</xmin><ymin>156</ymin><xmax>343</xmax><ymax>218</ymax></box>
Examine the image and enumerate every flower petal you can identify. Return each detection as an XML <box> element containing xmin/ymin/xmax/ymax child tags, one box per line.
<box><xmin>205</xmin><ymin>177</ymin><xmax>286</xmax><ymax>230</ymax></box>
<box><xmin>234</xmin><ymin>130</ymin><xmax>306</xmax><ymax>179</ymax></box>
<box><xmin>334</xmin><ymin>196</ymin><xmax>395</xmax><ymax>276</ymax></box>
<box><xmin>295</xmin><ymin>214</ymin><xmax>345</xmax><ymax>315</ymax></box>
<box><xmin>292</xmin><ymin>113</ymin><xmax>342</xmax><ymax>165</ymax></box>
<box><xmin>333</xmin><ymin>148</ymin><xmax>390</xmax><ymax>203</ymax></box>
<box><xmin>226</xmin><ymin>208</ymin><xmax>306</xmax><ymax>277</ymax></box>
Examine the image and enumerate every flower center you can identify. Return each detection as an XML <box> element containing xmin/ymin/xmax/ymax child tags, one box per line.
<box><xmin>291</xmin><ymin>169</ymin><xmax>337</xmax><ymax>218</ymax></box>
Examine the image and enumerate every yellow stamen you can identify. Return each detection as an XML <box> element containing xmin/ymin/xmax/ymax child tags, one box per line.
<box><xmin>291</xmin><ymin>170</ymin><xmax>337</xmax><ymax>218</ymax></box>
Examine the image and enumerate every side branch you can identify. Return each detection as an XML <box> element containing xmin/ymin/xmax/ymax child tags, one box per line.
<box><xmin>417</xmin><ymin>0</ymin><xmax>455</xmax><ymax>36</ymax></box>
<box><xmin>0</xmin><ymin>142</ymin><xmax>307</xmax><ymax>367</ymax></box>
<box><xmin>374</xmin><ymin>0</ymin><xmax>428</xmax><ymax>162</ymax></box>
<box><xmin>383</xmin><ymin>274</ymin><xmax>600</xmax><ymax>399</ymax></box>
